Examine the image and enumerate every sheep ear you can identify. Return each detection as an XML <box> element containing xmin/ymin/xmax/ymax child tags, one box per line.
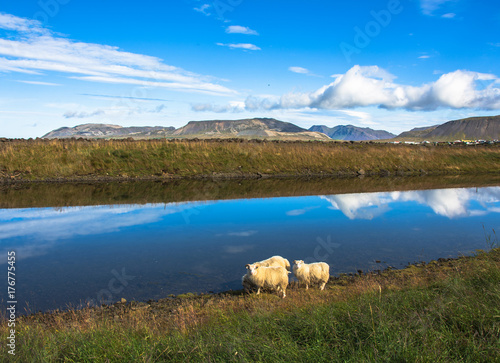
<box><xmin>245</xmin><ymin>264</ymin><xmax>250</xmax><ymax>269</ymax></box>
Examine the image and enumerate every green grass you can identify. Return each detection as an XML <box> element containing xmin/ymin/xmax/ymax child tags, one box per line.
<box><xmin>1</xmin><ymin>138</ymin><xmax>500</xmax><ymax>181</ymax></box>
<box><xmin>2</xmin><ymin>248</ymin><xmax>499</xmax><ymax>362</ymax></box>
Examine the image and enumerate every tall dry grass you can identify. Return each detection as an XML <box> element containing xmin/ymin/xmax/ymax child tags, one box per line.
<box><xmin>1</xmin><ymin>138</ymin><xmax>499</xmax><ymax>180</ymax></box>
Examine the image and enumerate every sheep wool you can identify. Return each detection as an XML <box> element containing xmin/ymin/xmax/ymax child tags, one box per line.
<box><xmin>253</xmin><ymin>255</ymin><xmax>291</xmax><ymax>271</ymax></box>
<box><xmin>243</xmin><ymin>263</ymin><xmax>289</xmax><ymax>298</ymax></box>
<box><xmin>293</xmin><ymin>260</ymin><xmax>330</xmax><ymax>290</ymax></box>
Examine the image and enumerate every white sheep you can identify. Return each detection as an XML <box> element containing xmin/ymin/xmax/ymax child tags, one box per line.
<box><xmin>241</xmin><ymin>273</ymin><xmax>256</xmax><ymax>293</ymax></box>
<box><xmin>242</xmin><ymin>263</ymin><xmax>289</xmax><ymax>298</ymax></box>
<box><xmin>293</xmin><ymin>260</ymin><xmax>330</xmax><ymax>290</ymax></box>
<box><xmin>253</xmin><ymin>255</ymin><xmax>291</xmax><ymax>271</ymax></box>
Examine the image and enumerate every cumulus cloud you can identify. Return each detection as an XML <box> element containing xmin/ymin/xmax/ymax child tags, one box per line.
<box><xmin>0</xmin><ymin>13</ymin><xmax>235</xmax><ymax>95</ymax></box>
<box><xmin>323</xmin><ymin>187</ymin><xmax>500</xmax><ymax>220</ymax></box>
<box><xmin>242</xmin><ymin>65</ymin><xmax>500</xmax><ymax>112</ymax></box>
<box><xmin>226</xmin><ymin>25</ymin><xmax>258</xmax><ymax>35</ymax></box>
<box><xmin>216</xmin><ymin>42</ymin><xmax>261</xmax><ymax>51</ymax></box>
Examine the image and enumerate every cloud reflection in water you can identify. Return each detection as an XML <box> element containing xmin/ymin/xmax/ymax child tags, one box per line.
<box><xmin>322</xmin><ymin>187</ymin><xmax>500</xmax><ymax>220</ymax></box>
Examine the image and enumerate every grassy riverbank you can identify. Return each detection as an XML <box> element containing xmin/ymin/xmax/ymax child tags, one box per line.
<box><xmin>2</xmin><ymin>247</ymin><xmax>499</xmax><ymax>362</ymax></box>
<box><xmin>1</xmin><ymin>138</ymin><xmax>500</xmax><ymax>181</ymax></box>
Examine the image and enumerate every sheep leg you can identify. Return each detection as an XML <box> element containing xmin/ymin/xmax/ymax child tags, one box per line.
<box><xmin>319</xmin><ymin>282</ymin><xmax>326</xmax><ymax>291</ymax></box>
<box><xmin>256</xmin><ymin>287</ymin><xmax>261</xmax><ymax>295</ymax></box>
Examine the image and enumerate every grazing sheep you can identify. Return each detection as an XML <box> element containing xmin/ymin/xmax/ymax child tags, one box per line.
<box><xmin>242</xmin><ymin>263</ymin><xmax>289</xmax><ymax>298</ymax></box>
<box><xmin>241</xmin><ymin>273</ymin><xmax>257</xmax><ymax>293</ymax></box>
<box><xmin>253</xmin><ymin>255</ymin><xmax>291</xmax><ymax>271</ymax></box>
<box><xmin>293</xmin><ymin>260</ymin><xmax>330</xmax><ymax>290</ymax></box>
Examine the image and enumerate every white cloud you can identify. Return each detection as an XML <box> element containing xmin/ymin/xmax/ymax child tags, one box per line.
<box><xmin>241</xmin><ymin>65</ymin><xmax>500</xmax><ymax>112</ymax></box>
<box><xmin>16</xmin><ymin>80</ymin><xmax>61</xmax><ymax>86</ymax></box>
<box><xmin>0</xmin><ymin>202</ymin><xmax>211</xmax><ymax>262</ymax></box>
<box><xmin>70</xmin><ymin>75</ymin><xmax>235</xmax><ymax>95</ymax></box>
<box><xmin>0</xmin><ymin>12</ymin><xmax>46</xmax><ymax>34</ymax></box>
<box><xmin>216</xmin><ymin>42</ymin><xmax>261</xmax><ymax>51</ymax></box>
<box><xmin>63</xmin><ymin>102</ymin><xmax>168</xmax><ymax>119</ymax></box>
<box><xmin>337</xmin><ymin>110</ymin><xmax>374</xmax><ymax>125</ymax></box>
<box><xmin>286</xmin><ymin>206</ymin><xmax>319</xmax><ymax>216</ymax></box>
<box><xmin>420</xmin><ymin>0</ymin><xmax>453</xmax><ymax>16</ymax></box>
<box><xmin>419</xmin><ymin>55</ymin><xmax>431</xmax><ymax>59</ymax></box>
<box><xmin>289</xmin><ymin>66</ymin><xmax>310</xmax><ymax>74</ymax></box>
<box><xmin>323</xmin><ymin>187</ymin><xmax>500</xmax><ymax>220</ymax></box>
<box><xmin>323</xmin><ymin>194</ymin><xmax>390</xmax><ymax>220</ymax></box>
<box><xmin>0</xmin><ymin>13</ymin><xmax>236</xmax><ymax>96</ymax></box>
<box><xmin>224</xmin><ymin>244</ymin><xmax>255</xmax><ymax>254</ymax></box>
<box><xmin>442</xmin><ymin>12</ymin><xmax>456</xmax><ymax>18</ymax></box>
<box><xmin>226</xmin><ymin>25</ymin><xmax>258</xmax><ymax>35</ymax></box>
<box><xmin>191</xmin><ymin>101</ymin><xmax>245</xmax><ymax>113</ymax></box>
<box><xmin>194</xmin><ymin>4</ymin><xmax>211</xmax><ymax>16</ymax></box>
<box><xmin>227</xmin><ymin>230</ymin><xmax>258</xmax><ymax>237</ymax></box>
<box><xmin>63</xmin><ymin>109</ymin><xmax>105</xmax><ymax>118</ymax></box>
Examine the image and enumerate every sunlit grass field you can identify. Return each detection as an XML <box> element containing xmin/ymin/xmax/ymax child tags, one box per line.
<box><xmin>1</xmin><ymin>246</ymin><xmax>499</xmax><ymax>362</ymax></box>
<box><xmin>1</xmin><ymin>138</ymin><xmax>499</xmax><ymax>181</ymax></box>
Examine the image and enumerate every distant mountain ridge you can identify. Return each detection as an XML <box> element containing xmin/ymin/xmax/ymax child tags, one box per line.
<box><xmin>395</xmin><ymin>115</ymin><xmax>500</xmax><ymax>141</ymax></box>
<box><xmin>43</xmin><ymin>124</ymin><xmax>175</xmax><ymax>139</ymax></box>
<box><xmin>173</xmin><ymin>118</ymin><xmax>307</xmax><ymax>135</ymax></box>
<box><xmin>42</xmin><ymin>118</ymin><xmax>330</xmax><ymax>141</ymax></box>
<box><xmin>396</xmin><ymin>125</ymin><xmax>439</xmax><ymax>139</ymax></box>
<box><xmin>309</xmin><ymin>124</ymin><xmax>395</xmax><ymax>141</ymax></box>
<box><xmin>41</xmin><ymin>115</ymin><xmax>500</xmax><ymax>141</ymax></box>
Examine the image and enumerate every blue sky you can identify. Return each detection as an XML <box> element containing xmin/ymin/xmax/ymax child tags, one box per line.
<box><xmin>1</xmin><ymin>0</ymin><xmax>499</xmax><ymax>138</ymax></box>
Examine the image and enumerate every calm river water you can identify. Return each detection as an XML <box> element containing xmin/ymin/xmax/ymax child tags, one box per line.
<box><xmin>1</xmin><ymin>178</ymin><xmax>499</xmax><ymax>313</ymax></box>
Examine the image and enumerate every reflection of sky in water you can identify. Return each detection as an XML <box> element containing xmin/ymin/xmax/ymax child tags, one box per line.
<box><xmin>1</xmin><ymin>186</ymin><xmax>499</xmax><ymax>313</ymax></box>
<box><xmin>322</xmin><ymin>187</ymin><xmax>500</xmax><ymax>220</ymax></box>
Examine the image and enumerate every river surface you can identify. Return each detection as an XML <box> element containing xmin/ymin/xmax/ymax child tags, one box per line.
<box><xmin>1</xmin><ymin>177</ymin><xmax>499</xmax><ymax>313</ymax></box>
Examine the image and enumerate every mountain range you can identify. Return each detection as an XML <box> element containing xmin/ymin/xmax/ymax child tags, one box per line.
<box><xmin>394</xmin><ymin>115</ymin><xmax>500</xmax><ymax>141</ymax></box>
<box><xmin>308</xmin><ymin>125</ymin><xmax>395</xmax><ymax>141</ymax></box>
<box><xmin>42</xmin><ymin>124</ymin><xmax>176</xmax><ymax>139</ymax></box>
<box><xmin>42</xmin><ymin>118</ymin><xmax>330</xmax><ymax>141</ymax></box>
<box><xmin>42</xmin><ymin>115</ymin><xmax>500</xmax><ymax>141</ymax></box>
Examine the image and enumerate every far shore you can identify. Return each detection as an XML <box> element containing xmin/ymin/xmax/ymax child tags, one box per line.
<box><xmin>1</xmin><ymin>138</ymin><xmax>500</xmax><ymax>183</ymax></box>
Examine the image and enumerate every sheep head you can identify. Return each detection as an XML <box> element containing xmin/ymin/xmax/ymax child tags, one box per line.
<box><xmin>246</xmin><ymin>263</ymin><xmax>259</xmax><ymax>276</ymax></box>
<box><xmin>294</xmin><ymin>260</ymin><xmax>304</xmax><ymax>268</ymax></box>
